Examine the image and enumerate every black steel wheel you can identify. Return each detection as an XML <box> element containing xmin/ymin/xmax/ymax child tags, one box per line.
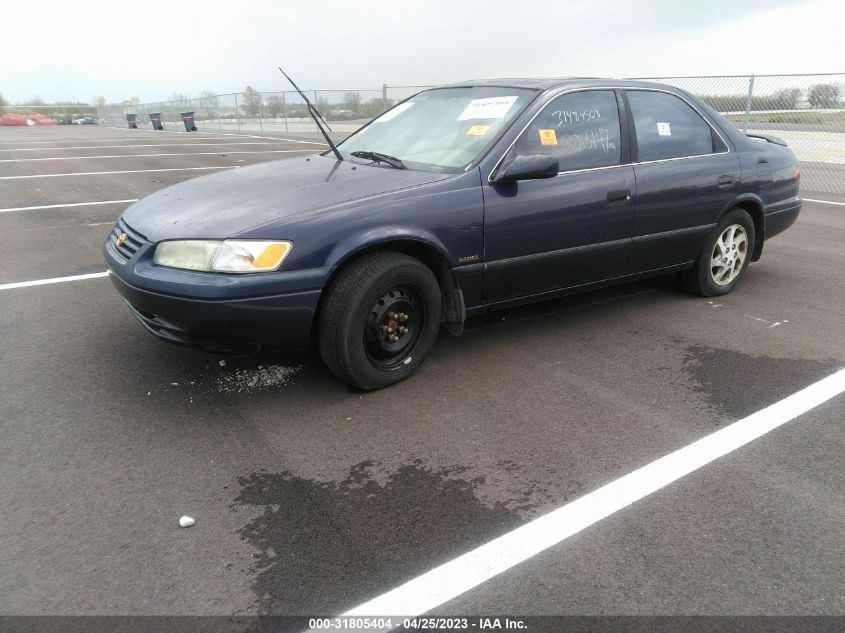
<box><xmin>318</xmin><ymin>252</ymin><xmax>442</xmax><ymax>389</ymax></box>
<box><xmin>363</xmin><ymin>285</ymin><xmax>428</xmax><ymax>370</ymax></box>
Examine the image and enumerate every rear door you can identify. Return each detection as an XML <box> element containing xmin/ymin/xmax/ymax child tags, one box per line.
<box><xmin>625</xmin><ymin>89</ymin><xmax>740</xmax><ymax>271</ymax></box>
<box><xmin>482</xmin><ymin>89</ymin><xmax>635</xmax><ymax>303</ymax></box>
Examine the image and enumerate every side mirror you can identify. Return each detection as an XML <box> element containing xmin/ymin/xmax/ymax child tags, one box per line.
<box><xmin>492</xmin><ymin>154</ymin><xmax>559</xmax><ymax>183</ymax></box>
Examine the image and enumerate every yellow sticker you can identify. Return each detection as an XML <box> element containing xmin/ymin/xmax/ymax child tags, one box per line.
<box><xmin>466</xmin><ymin>125</ymin><xmax>490</xmax><ymax>136</ymax></box>
<box><xmin>539</xmin><ymin>129</ymin><xmax>557</xmax><ymax>145</ymax></box>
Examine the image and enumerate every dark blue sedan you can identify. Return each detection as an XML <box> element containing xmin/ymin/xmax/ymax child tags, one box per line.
<box><xmin>104</xmin><ymin>78</ymin><xmax>801</xmax><ymax>389</ymax></box>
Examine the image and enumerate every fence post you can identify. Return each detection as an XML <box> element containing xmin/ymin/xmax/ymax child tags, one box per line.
<box><xmin>282</xmin><ymin>93</ymin><xmax>288</xmax><ymax>133</ymax></box>
<box><xmin>258</xmin><ymin>95</ymin><xmax>264</xmax><ymax>133</ymax></box>
<box><xmin>382</xmin><ymin>83</ymin><xmax>388</xmax><ymax>112</ymax></box>
<box><xmin>743</xmin><ymin>74</ymin><xmax>755</xmax><ymax>133</ymax></box>
<box><xmin>234</xmin><ymin>93</ymin><xmax>241</xmax><ymax>132</ymax></box>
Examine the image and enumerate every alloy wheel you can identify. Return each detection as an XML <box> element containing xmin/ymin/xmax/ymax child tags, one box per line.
<box><xmin>710</xmin><ymin>223</ymin><xmax>748</xmax><ymax>286</ymax></box>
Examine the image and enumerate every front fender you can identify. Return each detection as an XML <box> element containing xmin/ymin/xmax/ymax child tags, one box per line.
<box><xmin>326</xmin><ymin>226</ymin><xmax>452</xmax><ymax>268</ymax></box>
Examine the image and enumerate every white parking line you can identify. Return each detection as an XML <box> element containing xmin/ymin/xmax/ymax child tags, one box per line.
<box><xmin>103</xmin><ymin>126</ymin><xmax>330</xmax><ymax>146</ymax></box>
<box><xmin>217</xmin><ymin>133</ymin><xmax>328</xmax><ymax>146</ymax></box>
<box><xmin>334</xmin><ymin>368</ymin><xmax>845</xmax><ymax>620</ymax></box>
<box><xmin>0</xmin><ymin>149</ymin><xmax>315</xmax><ymax>163</ymax></box>
<box><xmin>0</xmin><ymin>271</ymin><xmax>109</xmax><ymax>291</ymax></box>
<box><xmin>4</xmin><ymin>127</ymin><xmax>329</xmax><ymax>147</ymax></box>
<box><xmin>0</xmin><ymin>142</ymin><xmax>289</xmax><ymax>152</ymax></box>
<box><xmin>0</xmin><ymin>166</ymin><xmax>238</xmax><ymax>180</ymax></box>
<box><xmin>0</xmin><ymin>137</ymin><xmax>234</xmax><ymax>146</ymax></box>
<box><xmin>803</xmin><ymin>198</ymin><xmax>845</xmax><ymax>207</ymax></box>
<box><xmin>0</xmin><ymin>199</ymin><xmax>138</xmax><ymax>214</ymax></box>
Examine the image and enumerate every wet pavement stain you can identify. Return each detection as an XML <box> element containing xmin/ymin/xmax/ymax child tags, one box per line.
<box><xmin>683</xmin><ymin>344</ymin><xmax>839</xmax><ymax>418</ymax></box>
<box><xmin>234</xmin><ymin>460</ymin><xmax>538</xmax><ymax>614</ymax></box>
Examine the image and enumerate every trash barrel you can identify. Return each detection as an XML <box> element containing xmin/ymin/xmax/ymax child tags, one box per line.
<box><xmin>181</xmin><ymin>111</ymin><xmax>197</xmax><ymax>132</ymax></box>
<box><xmin>126</xmin><ymin>113</ymin><xmax>138</xmax><ymax>129</ymax></box>
<box><xmin>149</xmin><ymin>112</ymin><xmax>164</xmax><ymax>130</ymax></box>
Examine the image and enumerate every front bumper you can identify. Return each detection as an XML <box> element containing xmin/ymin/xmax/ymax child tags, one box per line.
<box><xmin>104</xmin><ymin>231</ymin><xmax>330</xmax><ymax>353</ymax></box>
<box><xmin>108</xmin><ymin>272</ymin><xmax>322</xmax><ymax>353</ymax></box>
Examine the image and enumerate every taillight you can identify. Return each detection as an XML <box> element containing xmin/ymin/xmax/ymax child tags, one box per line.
<box><xmin>795</xmin><ymin>166</ymin><xmax>801</xmax><ymax>181</ymax></box>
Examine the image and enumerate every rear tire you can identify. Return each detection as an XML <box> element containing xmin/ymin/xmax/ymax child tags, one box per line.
<box><xmin>318</xmin><ymin>252</ymin><xmax>442</xmax><ymax>390</ymax></box>
<box><xmin>682</xmin><ymin>208</ymin><xmax>755</xmax><ymax>297</ymax></box>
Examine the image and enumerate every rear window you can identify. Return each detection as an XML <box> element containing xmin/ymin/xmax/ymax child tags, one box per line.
<box><xmin>627</xmin><ymin>91</ymin><xmax>715</xmax><ymax>162</ymax></box>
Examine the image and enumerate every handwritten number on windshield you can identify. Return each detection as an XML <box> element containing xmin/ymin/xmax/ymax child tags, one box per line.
<box><xmin>552</xmin><ymin>108</ymin><xmax>601</xmax><ymax>127</ymax></box>
<box><xmin>559</xmin><ymin>128</ymin><xmax>616</xmax><ymax>154</ymax></box>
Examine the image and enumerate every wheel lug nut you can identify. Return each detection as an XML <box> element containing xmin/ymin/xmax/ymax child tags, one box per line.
<box><xmin>389</xmin><ymin>334</ymin><xmax>398</xmax><ymax>343</ymax></box>
<box><xmin>399</xmin><ymin>326</ymin><xmax>408</xmax><ymax>334</ymax></box>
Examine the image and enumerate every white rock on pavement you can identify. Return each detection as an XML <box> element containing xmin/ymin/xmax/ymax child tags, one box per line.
<box><xmin>179</xmin><ymin>516</ymin><xmax>195</xmax><ymax>528</ymax></box>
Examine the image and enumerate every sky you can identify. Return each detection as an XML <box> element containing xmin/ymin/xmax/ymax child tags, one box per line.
<box><xmin>0</xmin><ymin>0</ymin><xmax>842</xmax><ymax>104</ymax></box>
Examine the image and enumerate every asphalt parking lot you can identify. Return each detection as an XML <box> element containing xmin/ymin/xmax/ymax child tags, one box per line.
<box><xmin>0</xmin><ymin>125</ymin><xmax>843</xmax><ymax>622</ymax></box>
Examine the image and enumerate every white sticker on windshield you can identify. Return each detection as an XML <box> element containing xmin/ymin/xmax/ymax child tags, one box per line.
<box><xmin>457</xmin><ymin>96</ymin><xmax>518</xmax><ymax>121</ymax></box>
<box><xmin>374</xmin><ymin>102</ymin><xmax>415</xmax><ymax>122</ymax></box>
<box><xmin>657</xmin><ymin>121</ymin><xmax>671</xmax><ymax>136</ymax></box>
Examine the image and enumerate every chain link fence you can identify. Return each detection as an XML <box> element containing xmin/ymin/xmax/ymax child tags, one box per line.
<box><xmin>98</xmin><ymin>88</ymin><xmax>396</xmax><ymax>138</ymax></box>
<box><xmin>89</xmin><ymin>74</ymin><xmax>845</xmax><ymax>193</ymax></box>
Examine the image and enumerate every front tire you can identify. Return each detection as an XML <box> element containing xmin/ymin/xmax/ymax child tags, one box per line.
<box><xmin>318</xmin><ymin>252</ymin><xmax>442</xmax><ymax>389</ymax></box>
<box><xmin>682</xmin><ymin>208</ymin><xmax>755</xmax><ymax>297</ymax></box>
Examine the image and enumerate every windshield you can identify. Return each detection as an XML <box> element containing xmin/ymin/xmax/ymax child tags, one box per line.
<box><xmin>338</xmin><ymin>87</ymin><xmax>538</xmax><ymax>172</ymax></box>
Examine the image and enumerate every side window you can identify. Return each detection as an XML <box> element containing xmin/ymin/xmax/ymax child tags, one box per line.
<box><xmin>513</xmin><ymin>90</ymin><xmax>621</xmax><ymax>172</ymax></box>
<box><xmin>627</xmin><ymin>91</ymin><xmax>715</xmax><ymax>162</ymax></box>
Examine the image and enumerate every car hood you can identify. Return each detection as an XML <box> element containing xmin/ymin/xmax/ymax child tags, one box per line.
<box><xmin>122</xmin><ymin>155</ymin><xmax>453</xmax><ymax>242</ymax></box>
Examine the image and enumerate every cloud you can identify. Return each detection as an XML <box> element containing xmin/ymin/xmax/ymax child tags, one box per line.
<box><xmin>0</xmin><ymin>0</ymin><xmax>836</xmax><ymax>103</ymax></box>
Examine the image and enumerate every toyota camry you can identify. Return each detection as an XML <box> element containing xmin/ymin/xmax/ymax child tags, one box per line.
<box><xmin>104</xmin><ymin>78</ymin><xmax>801</xmax><ymax>389</ymax></box>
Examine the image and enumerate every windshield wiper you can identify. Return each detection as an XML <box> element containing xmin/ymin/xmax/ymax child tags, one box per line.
<box><xmin>350</xmin><ymin>150</ymin><xmax>406</xmax><ymax>170</ymax></box>
<box><xmin>278</xmin><ymin>67</ymin><xmax>343</xmax><ymax>162</ymax></box>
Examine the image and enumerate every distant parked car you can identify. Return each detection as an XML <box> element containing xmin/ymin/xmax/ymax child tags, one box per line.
<box><xmin>0</xmin><ymin>113</ymin><xmax>57</xmax><ymax>126</ymax></box>
<box><xmin>72</xmin><ymin>117</ymin><xmax>97</xmax><ymax>125</ymax></box>
<box><xmin>105</xmin><ymin>78</ymin><xmax>801</xmax><ymax>389</ymax></box>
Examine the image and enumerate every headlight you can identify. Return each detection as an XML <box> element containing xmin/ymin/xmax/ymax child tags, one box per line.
<box><xmin>153</xmin><ymin>240</ymin><xmax>293</xmax><ymax>273</ymax></box>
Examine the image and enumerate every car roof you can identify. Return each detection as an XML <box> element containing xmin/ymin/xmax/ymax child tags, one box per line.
<box><xmin>436</xmin><ymin>77</ymin><xmax>677</xmax><ymax>92</ymax></box>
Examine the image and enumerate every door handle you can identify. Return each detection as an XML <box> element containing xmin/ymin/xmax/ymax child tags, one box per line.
<box><xmin>718</xmin><ymin>174</ymin><xmax>735</xmax><ymax>187</ymax></box>
<box><xmin>607</xmin><ymin>189</ymin><xmax>632</xmax><ymax>205</ymax></box>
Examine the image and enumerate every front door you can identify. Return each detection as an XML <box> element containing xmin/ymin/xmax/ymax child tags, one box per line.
<box><xmin>482</xmin><ymin>89</ymin><xmax>635</xmax><ymax>303</ymax></box>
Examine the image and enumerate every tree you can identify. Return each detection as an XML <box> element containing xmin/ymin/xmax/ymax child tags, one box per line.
<box><xmin>0</xmin><ymin>93</ymin><xmax>7</xmax><ymax>107</ymax></box>
<box><xmin>264</xmin><ymin>94</ymin><xmax>285</xmax><ymax>117</ymax></box>
<box><xmin>241</xmin><ymin>85</ymin><xmax>261</xmax><ymax>118</ymax></box>
<box><xmin>168</xmin><ymin>92</ymin><xmax>191</xmax><ymax>110</ymax></box>
<box><xmin>772</xmin><ymin>88</ymin><xmax>801</xmax><ymax>110</ymax></box>
<box><xmin>808</xmin><ymin>83</ymin><xmax>841</xmax><ymax>108</ymax></box>
<box><xmin>342</xmin><ymin>91</ymin><xmax>362</xmax><ymax>116</ymax></box>
<box><xmin>197</xmin><ymin>91</ymin><xmax>219</xmax><ymax>119</ymax></box>
<box><xmin>362</xmin><ymin>97</ymin><xmax>392</xmax><ymax>118</ymax></box>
